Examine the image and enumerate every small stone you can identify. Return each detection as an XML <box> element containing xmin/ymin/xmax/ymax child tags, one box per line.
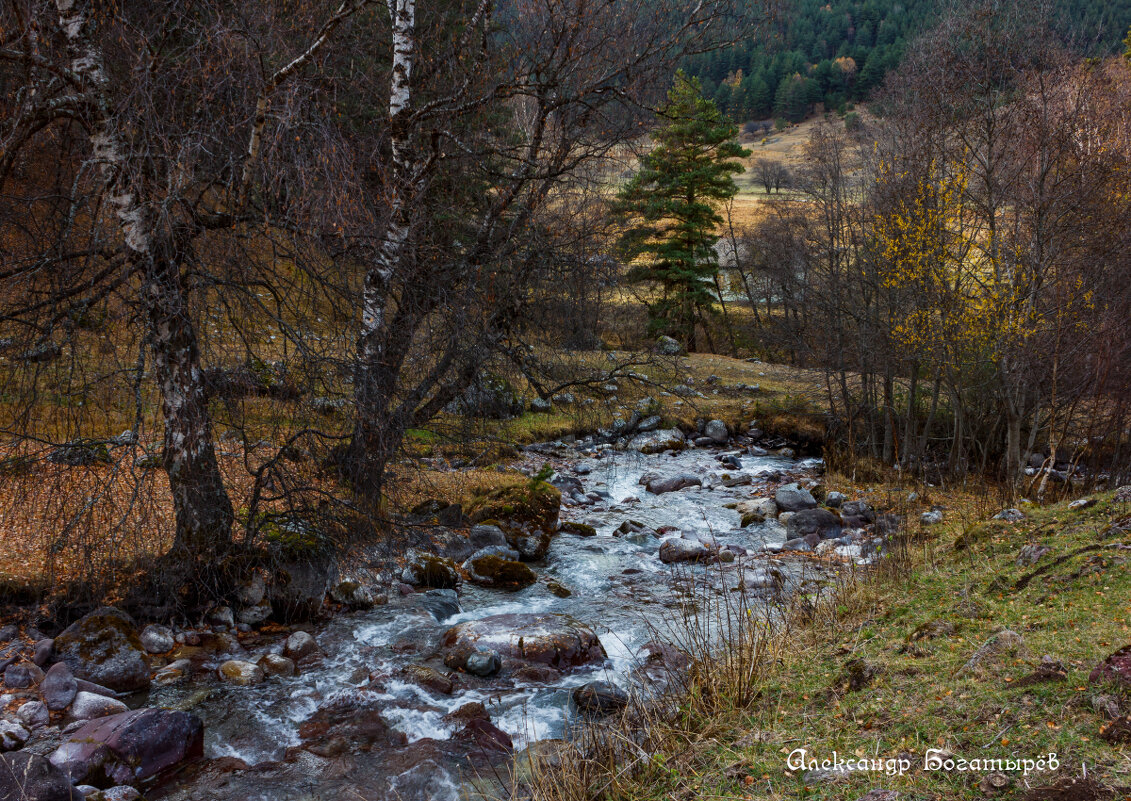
<box><xmin>217</xmin><ymin>660</ymin><xmax>264</xmax><ymax>686</ymax></box>
<box><xmin>284</xmin><ymin>630</ymin><xmax>319</xmax><ymax>661</ymax></box>
<box><xmin>208</xmin><ymin>606</ymin><xmax>235</xmax><ymax>628</ymax></box>
<box><xmin>465</xmin><ymin>650</ymin><xmax>502</xmax><ymax>677</ymax></box>
<box><xmin>4</xmin><ymin>664</ymin><xmax>32</xmax><ymax>689</ymax></box>
<box><xmin>0</xmin><ymin>625</ymin><xmax>16</xmax><ymax>643</ymax></box>
<box><xmin>236</xmin><ymin>602</ymin><xmax>272</xmax><ymax>625</ymax></box>
<box><xmin>140</xmin><ymin>624</ymin><xmax>175</xmax><ymax>654</ymax></box>
<box><xmin>33</xmin><ymin>639</ymin><xmax>53</xmax><ymax>666</ymax></box>
<box><xmin>1068</xmin><ymin>497</ymin><xmax>1096</xmax><ymax>511</ymax></box>
<box><xmin>104</xmin><ymin>787</ymin><xmax>143</xmax><ymax>801</ymax></box>
<box><xmin>571</xmin><ymin>681</ymin><xmax>629</xmax><ymax>714</ymax></box>
<box><xmin>69</xmin><ymin>690</ymin><xmax>129</xmax><ymax>721</ymax></box>
<box><xmin>257</xmin><ymin>654</ymin><xmax>296</xmax><ymax>677</ymax></box>
<box><xmin>0</xmin><ymin>720</ymin><xmax>30</xmax><ymax>751</ymax></box>
<box><xmin>825</xmin><ymin>491</ymin><xmax>847</xmax><ymax>508</ymax></box>
<box><xmin>17</xmin><ymin>700</ymin><xmax>49</xmax><ymax>728</ymax></box>
<box><xmin>41</xmin><ymin>662</ymin><xmax>78</xmax><ymax>710</ymax></box>
<box><xmin>993</xmin><ymin>508</ymin><xmax>1025</xmax><ymax>522</ymax></box>
<box><xmin>979</xmin><ymin>771</ymin><xmax>1011</xmax><ymax>794</ymax></box>
<box><xmin>920</xmin><ymin>509</ymin><xmax>943</xmax><ymax>525</ymax></box>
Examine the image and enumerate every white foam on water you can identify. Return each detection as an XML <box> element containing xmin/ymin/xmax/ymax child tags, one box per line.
<box><xmin>381</xmin><ymin>705</ymin><xmax>455</xmax><ymax>743</ymax></box>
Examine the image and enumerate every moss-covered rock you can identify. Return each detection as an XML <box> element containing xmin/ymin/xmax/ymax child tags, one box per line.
<box><xmin>401</xmin><ymin>551</ymin><xmax>460</xmax><ymax>589</ymax></box>
<box><xmin>466</xmin><ymin>480</ymin><xmax>561</xmax><ymax>532</ymax></box>
<box><xmin>464</xmin><ymin>554</ymin><xmax>537</xmax><ymax>591</ymax></box>
<box><xmin>558</xmin><ymin>521</ymin><xmax>596</xmax><ymax>537</ymax></box>
<box><xmin>53</xmin><ymin>607</ymin><xmax>151</xmax><ymax>692</ymax></box>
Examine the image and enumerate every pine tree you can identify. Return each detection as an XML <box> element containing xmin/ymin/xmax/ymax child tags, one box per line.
<box><xmin>614</xmin><ymin>72</ymin><xmax>750</xmax><ymax>351</ymax></box>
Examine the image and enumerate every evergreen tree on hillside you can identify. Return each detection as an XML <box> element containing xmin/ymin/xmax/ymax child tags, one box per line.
<box><xmin>615</xmin><ymin>72</ymin><xmax>750</xmax><ymax>351</ymax></box>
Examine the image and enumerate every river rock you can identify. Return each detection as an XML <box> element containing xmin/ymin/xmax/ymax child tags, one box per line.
<box><xmin>785</xmin><ymin>508</ymin><xmax>843</xmax><ymax>540</ymax></box>
<box><xmin>774</xmin><ymin>483</ymin><xmax>817</xmax><ymax>512</ymax></box>
<box><xmin>329</xmin><ymin>580</ymin><xmax>376</xmax><ymax>609</ymax></box>
<box><xmin>257</xmin><ymin>654</ymin><xmax>296</xmax><ymax>677</ymax></box>
<box><xmin>0</xmin><ymin>720</ymin><xmax>29</xmax><ymax>751</ymax></box>
<box><xmin>0</xmin><ymin>751</ymin><xmax>82</xmax><ymax>801</ymax></box>
<box><xmin>417</xmin><ymin>589</ymin><xmax>461</xmax><ymax>622</ymax></box>
<box><xmin>825</xmin><ymin>491</ymin><xmax>847</xmax><ymax>508</ymax></box>
<box><xmin>18</xmin><ymin>700</ymin><xmax>49</xmax><ymax>728</ymax></box>
<box><xmin>139</xmin><ymin>624</ymin><xmax>174</xmax><ymax>654</ymax></box>
<box><xmin>49</xmin><ymin>708</ymin><xmax>203</xmax><ymax>786</ymax></box>
<box><xmin>628</xmin><ymin>428</ymin><xmax>686</xmax><ymax>454</ymax></box>
<box><xmin>153</xmin><ymin>659</ymin><xmax>192</xmax><ymax>686</ymax></box>
<box><xmin>469</xmin><ymin>524</ymin><xmax>508</xmax><ymax>550</ymax></box>
<box><xmin>400</xmin><ymin>551</ymin><xmax>460</xmax><ymax>589</ymax></box>
<box><xmin>33</xmin><ymin>639</ymin><xmax>53</xmax><ymax>666</ymax></box>
<box><xmin>646</xmin><ymin>473</ymin><xmax>701</xmax><ymax>495</ymax></box>
<box><xmin>236</xmin><ymin>601</ymin><xmax>272</xmax><ymax>625</ymax></box>
<box><xmin>658</xmin><ymin>538</ymin><xmax>712</xmax><ymax>564</ymax></box>
<box><xmin>703</xmin><ymin>420</ymin><xmax>729</xmax><ymax>444</ymax></box>
<box><xmin>465</xmin><ymin>651</ymin><xmax>502</xmax><ymax>677</ymax></box>
<box><xmin>41</xmin><ymin>662</ymin><xmax>78</xmax><ymax>711</ymax></box>
<box><xmin>463</xmin><ymin>553</ymin><xmax>537</xmax><ymax>591</ymax></box>
<box><xmin>217</xmin><ymin>660</ymin><xmax>264</xmax><ymax>686</ymax></box>
<box><xmin>736</xmin><ymin>497</ymin><xmax>778</xmax><ymax>525</ymax></box>
<box><xmin>70</xmin><ymin>690</ymin><xmax>129</xmax><ymax>721</ymax></box>
<box><xmin>840</xmin><ymin>500</ymin><xmax>876</xmax><ymax>526</ymax></box>
<box><xmin>235</xmin><ymin>573</ymin><xmax>266</xmax><ymax>607</ymax></box>
<box><xmin>401</xmin><ymin>665</ymin><xmax>454</xmax><ymax>694</ymax></box>
<box><xmin>283</xmin><ymin>631</ymin><xmax>319</xmax><ymax>661</ymax></box>
<box><xmin>4</xmin><ymin>663</ymin><xmax>33</xmax><ymax>689</ymax></box>
<box><xmin>507</xmin><ymin>529</ymin><xmax>553</xmax><ymax>561</ymax></box>
<box><xmin>52</xmin><ymin>607</ymin><xmax>150</xmax><ymax>693</ymax></box>
<box><xmin>103</xmin><ymin>787</ymin><xmax>142</xmax><ymax>801</ymax></box>
<box><xmin>441</xmin><ymin>613</ymin><xmax>606</xmax><ymax>673</ymax></box>
<box><xmin>572</xmin><ymin>681</ymin><xmax>629</xmax><ymax>715</ymax></box>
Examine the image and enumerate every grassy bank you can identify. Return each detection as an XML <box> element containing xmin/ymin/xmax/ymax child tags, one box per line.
<box><xmin>530</xmin><ymin>488</ymin><xmax>1131</xmax><ymax>800</ymax></box>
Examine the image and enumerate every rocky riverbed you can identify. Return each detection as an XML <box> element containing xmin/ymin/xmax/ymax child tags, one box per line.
<box><xmin>0</xmin><ymin>424</ymin><xmax>898</xmax><ymax>801</ymax></box>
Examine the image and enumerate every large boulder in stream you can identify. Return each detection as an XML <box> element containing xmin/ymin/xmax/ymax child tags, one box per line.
<box><xmin>51</xmin><ymin>607</ymin><xmax>151</xmax><ymax>693</ymax></box>
<box><xmin>628</xmin><ymin>429</ymin><xmax>686</xmax><ymax>454</ymax></box>
<box><xmin>785</xmin><ymin>508</ymin><xmax>843</xmax><ymax>540</ymax></box>
<box><xmin>441</xmin><ymin>613</ymin><xmax>606</xmax><ymax>673</ymax></box>
<box><xmin>49</xmin><ymin>708</ymin><xmax>203</xmax><ymax>787</ymax></box>
<box><xmin>465</xmin><ymin>480</ymin><xmax>561</xmax><ymax>561</ymax></box>
<box><xmin>658</xmin><ymin>538</ymin><xmax>713</xmax><ymax>564</ymax></box>
<box><xmin>774</xmin><ymin>483</ymin><xmax>817</xmax><ymax>512</ymax></box>
<box><xmin>463</xmin><ymin>551</ymin><xmax>537</xmax><ymax>591</ymax></box>
<box><xmin>645</xmin><ymin>473</ymin><xmax>701</xmax><ymax>495</ymax></box>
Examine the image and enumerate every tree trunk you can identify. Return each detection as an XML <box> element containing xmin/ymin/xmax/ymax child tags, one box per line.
<box><xmin>53</xmin><ymin>0</ymin><xmax>232</xmax><ymax>560</ymax></box>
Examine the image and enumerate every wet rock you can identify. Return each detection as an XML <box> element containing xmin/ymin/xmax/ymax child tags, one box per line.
<box><xmin>464</xmin><ymin>651</ymin><xmax>502</xmax><ymax>678</ymax></box>
<box><xmin>558</xmin><ymin>521</ymin><xmax>596</xmax><ymax>537</ymax></box>
<box><xmin>401</xmin><ymin>665</ymin><xmax>454</xmax><ymax>694</ymax></box>
<box><xmin>465</xmin><ymin>553</ymin><xmax>537</xmax><ymax>591</ymax></box>
<box><xmin>469</xmin><ymin>524</ymin><xmax>508</xmax><ymax>550</ymax></box>
<box><xmin>704</xmin><ymin>420</ymin><xmax>729</xmax><ymax>444</ymax></box>
<box><xmin>658</xmin><ymin>538</ymin><xmax>712</xmax><ymax>564</ymax></box>
<box><xmin>1089</xmin><ymin>645</ymin><xmax>1131</xmax><ymax>688</ymax></box>
<box><xmin>217</xmin><ymin>660</ymin><xmax>264</xmax><ymax>686</ymax></box>
<box><xmin>0</xmin><ymin>751</ymin><xmax>82</xmax><ymax>801</ymax></box>
<box><xmin>572</xmin><ymin>681</ymin><xmax>629</xmax><ymax>715</ymax></box>
<box><xmin>0</xmin><ymin>720</ymin><xmax>30</xmax><ymax>751</ymax></box>
<box><xmin>442</xmin><ymin>613</ymin><xmax>606</xmax><ymax>673</ymax></box>
<box><xmin>69</xmin><ymin>691</ymin><xmax>129</xmax><ymax>721</ymax></box>
<box><xmin>785</xmin><ymin>508</ymin><xmax>843</xmax><ymax>540</ymax></box>
<box><xmin>645</xmin><ymin>473</ymin><xmax>701</xmax><ymax>495</ymax></box>
<box><xmin>283</xmin><ymin>631</ymin><xmax>319</xmax><ymax>661</ymax></box>
<box><xmin>782</xmin><ymin>534</ymin><xmax>818</xmax><ymax>552</ymax></box>
<box><xmin>41</xmin><ymin>662</ymin><xmax>78</xmax><ymax>711</ymax></box>
<box><xmin>52</xmin><ymin>608</ymin><xmax>150</xmax><ymax>693</ymax></box>
<box><xmin>400</xmin><ymin>550</ymin><xmax>461</xmax><ymax>589</ymax></box>
<box><xmin>247</xmin><ymin>653</ymin><xmax>292</xmax><ymax>679</ymax></box>
<box><xmin>628</xmin><ymin>428</ymin><xmax>686</xmax><ymax>454</ymax></box>
<box><xmin>18</xmin><ymin>700</ymin><xmax>49</xmax><ymax>728</ymax></box>
<box><xmin>775</xmin><ymin>483</ymin><xmax>817</xmax><ymax>512</ymax></box>
<box><xmin>329</xmin><ymin>580</ymin><xmax>376</xmax><ymax>610</ymax></box>
<box><xmin>139</xmin><ymin>624</ymin><xmax>174</xmax><ymax>654</ymax></box>
<box><xmin>152</xmin><ymin>659</ymin><xmax>192</xmax><ymax>686</ymax></box>
<box><xmin>417</xmin><ymin>589</ymin><xmax>461</xmax><ymax>622</ymax></box>
<box><xmin>508</xmin><ymin>530</ymin><xmax>553</xmax><ymax>561</ymax></box>
<box><xmin>545</xmin><ymin>580</ymin><xmax>572</xmax><ymax>598</ymax></box>
<box><xmin>49</xmin><ymin>708</ymin><xmax>203</xmax><ymax>787</ymax></box>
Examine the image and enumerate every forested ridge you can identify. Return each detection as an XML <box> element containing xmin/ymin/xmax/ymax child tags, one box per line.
<box><xmin>685</xmin><ymin>0</ymin><xmax>1131</xmax><ymax>121</ymax></box>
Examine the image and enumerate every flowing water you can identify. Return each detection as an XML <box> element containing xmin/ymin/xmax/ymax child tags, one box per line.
<box><xmin>154</xmin><ymin>443</ymin><xmax>829</xmax><ymax>800</ymax></box>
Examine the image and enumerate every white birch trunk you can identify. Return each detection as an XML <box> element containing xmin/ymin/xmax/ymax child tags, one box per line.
<box><xmin>52</xmin><ymin>0</ymin><xmax>233</xmax><ymax>556</ymax></box>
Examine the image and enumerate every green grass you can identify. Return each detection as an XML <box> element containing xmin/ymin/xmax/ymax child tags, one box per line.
<box><xmin>542</xmin><ymin>491</ymin><xmax>1131</xmax><ymax>801</ymax></box>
